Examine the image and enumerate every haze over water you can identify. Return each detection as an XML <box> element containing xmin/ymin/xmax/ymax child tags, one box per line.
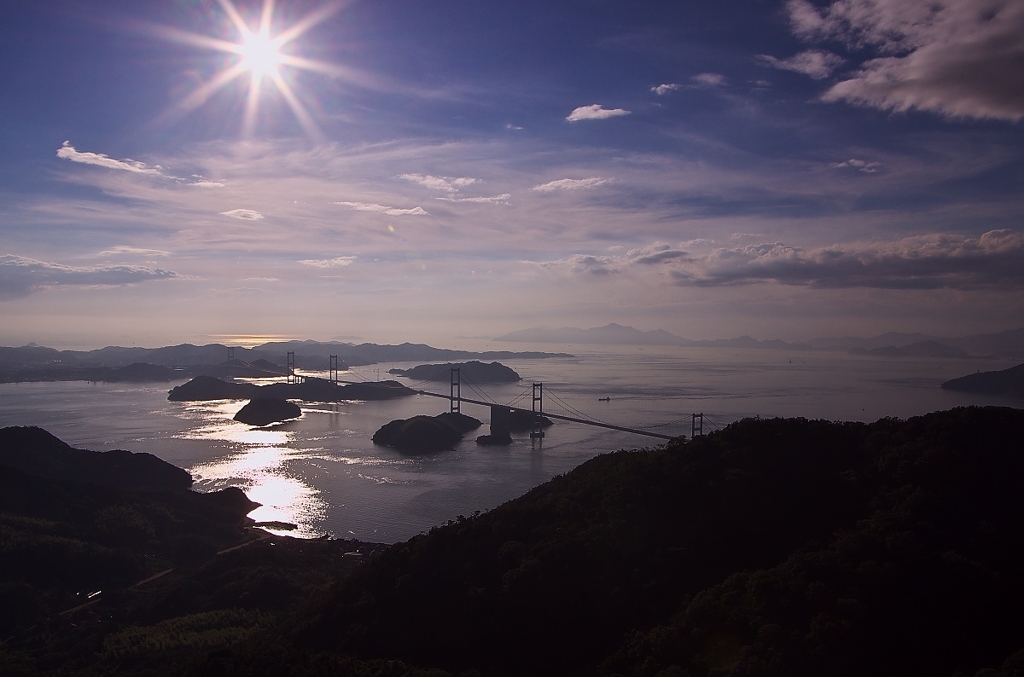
<box><xmin>1</xmin><ymin>346</ymin><xmax>1019</xmax><ymax>542</ymax></box>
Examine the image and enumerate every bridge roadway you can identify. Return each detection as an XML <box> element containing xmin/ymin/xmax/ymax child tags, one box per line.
<box><xmin>412</xmin><ymin>389</ymin><xmax>676</xmax><ymax>441</ymax></box>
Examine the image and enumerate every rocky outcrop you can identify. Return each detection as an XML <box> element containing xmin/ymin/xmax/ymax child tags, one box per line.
<box><xmin>233</xmin><ymin>398</ymin><xmax>302</xmax><ymax>426</ymax></box>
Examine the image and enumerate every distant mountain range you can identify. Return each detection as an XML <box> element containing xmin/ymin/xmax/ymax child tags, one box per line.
<box><xmin>494</xmin><ymin>323</ymin><xmax>1024</xmax><ymax>357</ymax></box>
<box><xmin>0</xmin><ymin>340</ymin><xmax>572</xmax><ymax>379</ymax></box>
<box><xmin>2</xmin><ymin>324</ymin><xmax>1021</xmax><ymax>382</ymax></box>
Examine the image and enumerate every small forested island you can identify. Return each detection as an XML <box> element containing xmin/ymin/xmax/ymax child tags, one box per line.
<box><xmin>233</xmin><ymin>398</ymin><xmax>302</xmax><ymax>426</ymax></box>
<box><xmin>4</xmin><ymin>406</ymin><xmax>1024</xmax><ymax>676</ymax></box>
<box><xmin>372</xmin><ymin>412</ymin><xmax>482</xmax><ymax>453</ymax></box>
<box><xmin>388</xmin><ymin>360</ymin><xmax>522</xmax><ymax>383</ymax></box>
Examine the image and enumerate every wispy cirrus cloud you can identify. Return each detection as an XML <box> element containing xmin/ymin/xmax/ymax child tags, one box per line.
<box><xmin>0</xmin><ymin>254</ymin><xmax>177</xmax><ymax>300</ymax></box>
<box><xmin>57</xmin><ymin>142</ymin><xmax>223</xmax><ymax>187</ymax></box>
<box><xmin>785</xmin><ymin>0</ymin><xmax>1024</xmax><ymax>121</ymax></box>
<box><xmin>566</xmin><ymin>104</ymin><xmax>631</xmax><ymax>122</ymax></box>
<box><xmin>757</xmin><ymin>50</ymin><xmax>844</xmax><ymax>79</ymax></box>
<box><xmin>436</xmin><ymin>194</ymin><xmax>511</xmax><ymax>204</ymax></box>
<box><xmin>298</xmin><ymin>256</ymin><xmax>357</xmax><ymax>268</ymax></box>
<box><xmin>98</xmin><ymin>246</ymin><xmax>171</xmax><ymax>257</ymax></box>
<box><xmin>397</xmin><ymin>173</ymin><xmax>509</xmax><ymax>204</ymax></box>
<box><xmin>334</xmin><ymin>201</ymin><xmax>429</xmax><ymax>216</ymax></box>
<box><xmin>57</xmin><ymin>141</ymin><xmax>167</xmax><ymax>176</ymax></box>
<box><xmin>397</xmin><ymin>174</ymin><xmax>478</xmax><ymax>194</ymax></box>
<box><xmin>532</xmin><ymin>177</ymin><xmax>611</xmax><ymax>192</ymax></box>
<box><xmin>692</xmin><ymin>73</ymin><xmax>727</xmax><ymax>88</ymax></box>
<box><xmin>220</xmin><ymin>209</ymin><xmax>264</xmax><ymax>220</ymax></box>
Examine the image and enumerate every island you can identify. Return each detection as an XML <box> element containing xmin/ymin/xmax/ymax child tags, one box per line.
<box><xmin>388</xmin><ymin>360</ymin><xmax>522</xmax><ymax>383</ymax></box>
<box><xmin>168</xmin><ymin>375</ymin><xmax>415</xmax><ymax>402</ymax></box>
<box><xmin>372</xmin><ymin>412</ymin><xmax>481</xmax><ymax>453</ymax></box>
<box><xmin>233</xmin><ymin>398</ymin><xmax>302</xmax><ymax>426</ymax></box>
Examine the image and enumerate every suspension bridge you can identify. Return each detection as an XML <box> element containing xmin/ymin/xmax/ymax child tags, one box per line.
<box><xmin>320</xmin><ymin>354</ymin><xmax>723</xmax><ymax>442</ymax></box>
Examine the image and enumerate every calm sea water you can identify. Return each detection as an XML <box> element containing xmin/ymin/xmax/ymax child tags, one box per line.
<box><xmin>1</xmin><ymin>346</ymin><xmax>1019</xmax><ymax>542</ymax></box>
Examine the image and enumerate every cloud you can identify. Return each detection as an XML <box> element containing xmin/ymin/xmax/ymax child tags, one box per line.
<box><xmin>98</xmin><ymin>246</ymin><xmax>171</xmax><ymax>257</ymax></box>
<box><xmin>566</xmin><ymin>104</ymin><xmax>631</xmax><ymax>122</ymax></box>
<box><xmin>0</xmin><ymin>254</ymin><xmax>177</xmax><ymax>300</ymax></box>
<box><xmin>334</xmin><ymin>201</ymin><xmax>429</xmax><ymax>216</ymax></box>
<box><xmin>532</xmin><ymin>177</ymin><xmax>611</xmax><ymax>192</ymax></box>
<box><xmin>189</xmin><ymin>177</ymin><xmax>225</xmax><ymax>188</ymax></box>
<box><xmin>57</xmin><ymin>141</ymin><xmax>167</xmax><ymax>176</ymax></box>
<box><xmin>692</xmin><ymin>73</ymin><xmax>728</xmax><ymax>87</ymax></box>
<box><xmin>57</xmin><ymin>143</ymin><xmax>227</xmax><ymax>187</ymax></box>
<box><xmin>671</xmin><ymin>230</ymin><xmax>1024</xmax><ymax>289</ymax></box>
<box><xmin>220</xmin><ymin>209</ymin><xmax>264</xmax><ymax>220</ymax></box>
<box><xmin>297</xmin><ymin>256</ymin><xmax>357</xmax><ymax>268</ymax></box>
<box><xmin>757</xmin><ymin>50</ymin><xmax>845</xmax><ymax>79</ymax></box>
<box><xmin>785</xmin><ymin>0</ymin><xmax>1024</xmax><ymax>121</ymax></box>
<box><xmin>436</xmin><ymin>194</ymin><xmax>511</xmax><ymax>204</ymax></box>
<box><xmin>627</xmin><ymin>244</ymin><xmax>692</xmax><ymax>265</ymax></box>
<box><xmin>541</xmin><ymin>254</ymin><xmax>620</xmax><ymax>276</ymax></box>
<box><xmin>397</xmin><ymin>174</ymin><xmax>479</xmax><ymax>194</ymax></box>
<box><xmin>833</xmin><ymin>158</ymin><xmax>882</xmax><ymax>173</ymax></box>
<box><xmin>651</xmin><ymin>83</ymin><xmax>683</xmax><ymax>95</ymax></box>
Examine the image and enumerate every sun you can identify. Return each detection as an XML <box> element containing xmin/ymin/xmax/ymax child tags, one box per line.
<box><xmin>151</xmin><ymin>0</ymin><xmax>350</xmax><ymax>139</ymax></box>
<box><xmin>238</xmin><ymin>29</ymin><xmax>284</xmax><ymax>81</ymax></box>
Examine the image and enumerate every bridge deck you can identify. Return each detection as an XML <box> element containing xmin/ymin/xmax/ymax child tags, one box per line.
<box><xmin>413</xmin><ymin>389</ymin><xmax>676</xmax><ymax>441</ymax></box>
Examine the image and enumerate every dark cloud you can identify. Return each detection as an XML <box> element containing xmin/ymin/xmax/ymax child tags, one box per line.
<box><xmin>0</xmin><ymin>255</ymin><xmax>178</xmax><ymax>300</ymax></box>
<box><xmin>786</xmin><ymin>0</ymin><xmax>1024</xmax><ymax>121</ymax></box>
<box><xmin>670</xmin><ymin>230</ymin><xmax>1024</xmax><ymax>289</ymax></box>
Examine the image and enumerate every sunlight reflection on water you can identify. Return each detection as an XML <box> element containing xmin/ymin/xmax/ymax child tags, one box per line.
<box><xmin>190</xmin><ymin>443</ymin><xmax>326</xmax><ymax>538</ymax></box>
<box><xmin>171</xmin><ymin>399</ymin><xmax>325</xmax><ymax>537</ymax></box>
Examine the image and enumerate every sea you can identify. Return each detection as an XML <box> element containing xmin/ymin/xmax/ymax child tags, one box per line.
<box><xmin>1</xmin><ymin>345</ymin><xmax>1019</xmax><ymax>543</ymax></box>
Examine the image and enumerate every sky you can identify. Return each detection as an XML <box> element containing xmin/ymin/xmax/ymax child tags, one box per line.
<box><xmin>1</xmin><ymin>0</ymin><xmax>1022</xmax><ymax>349</ymax></box>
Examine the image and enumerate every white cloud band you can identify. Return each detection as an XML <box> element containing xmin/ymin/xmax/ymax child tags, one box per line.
<box><xmin>566</xmin><ymin>104</ymin><xmax>631</xmax><ymax>122</ymax></box>
<box><xmin>0</xmin><ymin>254</ymin><xmax>177</xmax><ymax>300</ymax></box>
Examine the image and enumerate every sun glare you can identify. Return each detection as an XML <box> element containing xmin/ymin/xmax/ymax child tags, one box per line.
<box><xmin>152</xmin><ymin>0</ymin><xmax>347</xmax><ymax>139</ymax></box>
<box><xmin>239</xmin><ymin>30</ymin><xmax>284</xmax><ymax>80</ymax></box>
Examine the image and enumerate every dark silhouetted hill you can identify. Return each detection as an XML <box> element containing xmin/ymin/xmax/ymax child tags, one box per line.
<box><xmin>7</xmin><ymin>408</ymin><xmax>1024</xmax><ymax>677</ymax></box>
<box><xmin>0</xmin><ymin>426</ymin><xmax>191</xmax><ymax>492</ymax></box>
<box><xmin>942</xmin><ymin>363</ymin><xmax>1024</xmax><ymax>398</ymax></box>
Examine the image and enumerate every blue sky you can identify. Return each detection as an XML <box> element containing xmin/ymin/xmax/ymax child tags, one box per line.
<box><xmin>1</xmin><ymin>0</ymin><xmax>1022</xmax><ymax>348</ymax></box>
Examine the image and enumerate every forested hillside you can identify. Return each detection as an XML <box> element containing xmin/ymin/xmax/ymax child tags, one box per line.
<box><xmin>4</xmin><ymin>407</ymin><xmax>1024</xmax><ymax>676</ymax></box>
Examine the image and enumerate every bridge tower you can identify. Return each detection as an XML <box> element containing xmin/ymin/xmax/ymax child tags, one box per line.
<box><xmin>329</xmin><ymin>355</ymin><xmax>339</xmax><ymax>384</ymax></box>
<box><xmin>691</xmin><ymin>412</ymin><xmax>704</xmax><ymax>438</ymax></box>
<box><xmin>227</xmin><ymin>346</ymin><xmax>235</xmax><ymax>361</ymax></box>
<box><xmin>530</xmin><ymin>383</ymin><xmax>545</xmax><ymax>439</ymax></box>
<box><xmin>287</xmin><ymin>351</ymin><xmax>298</xmax><ymax>384</ymax></box>
<box><xmin>450</xmin><ymin>367</ymin><xmax>461</xmax><ymax>414</ymax></box>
